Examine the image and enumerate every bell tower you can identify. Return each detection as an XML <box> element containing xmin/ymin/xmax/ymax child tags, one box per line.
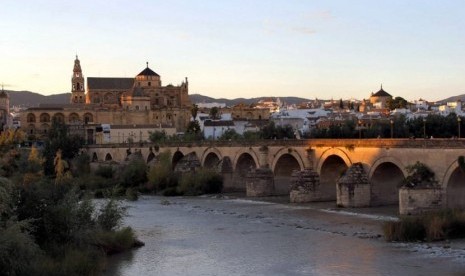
<box><xmin>71</xmin><ymin>55</ymin><xmax>85</xmax><ymax>104</ymax></box>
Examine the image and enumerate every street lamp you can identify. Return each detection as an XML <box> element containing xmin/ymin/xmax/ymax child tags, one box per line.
<box><xmin>458</xmin><ymin>116</ymin><xmax>462</xmax><ymax>139</ymax></box>
<box><xmin>390</xmin><ymin>119</ymin><xmax>394</xmax><ymax>139</ymax></box>
<box><xmin>423</xmin><ymin>118</ymin><xmax>426</xmax><ymax>139</ymax></box>
<box><xmin>358</xmin><ymin>120</ymin><xmax>362</xmax><ymax>139</ymax></box>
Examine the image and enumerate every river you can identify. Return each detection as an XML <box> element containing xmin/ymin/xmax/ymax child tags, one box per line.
<box><xmin>104</xmin><ymin>195</ymin><xmax>465</xmax><ymax>276</ymax></box>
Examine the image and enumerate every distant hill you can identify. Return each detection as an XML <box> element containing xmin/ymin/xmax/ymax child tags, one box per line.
<box><xmin>439</xmin><ymin>94</ymin><xmax>465</xmax><ymax>103</ymax></box>
<box><xmin>7</xmin><ymin>90</ymin><xmax>69</xmax><ymax>107</ymax></box>
<box><xmin>189</xmin><ymin>94</ymin><xmax>310</xmax><ymax>106</ymax></box>
<box><xmin>6</xmin><ymin>90</ymin><xmax>311</xmax><ymax>108</ymax></box>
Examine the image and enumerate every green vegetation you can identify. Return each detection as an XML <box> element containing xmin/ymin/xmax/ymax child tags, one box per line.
<box><xmin>383</xmin><ymin>209</ymin><xmax>465</xmax><ymax>242</ymax></box>
<box><xmin>402</xmin><ymin>162</ymin><xmax>437</xmax><ymax>188</ymax></box>
<box><xmin>145</xmin><ymin>150</ymin><xmax>223</xmax><ymax>196</ymax></box>
<box><xmin>0</xmin><ymin>124</ymin><xmax>142</xmax><ymax>275</ymax></box>
<box><xmin>309</xmin><ymin>113</ymin><xmax>464</xmax><ymax>139</ymax></box>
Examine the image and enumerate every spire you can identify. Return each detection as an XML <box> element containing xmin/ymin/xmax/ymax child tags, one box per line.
<box><xmin>146</xmin><ymin>61</ymin><xmax>149</xmax><ymax>68</ymax></box>
<box><xmin>73</xmin><ymin>55</ymin><xmax>82</xmax><ymax>73</ymax></box>
<box><xmin>380</xmin><ymin>83</ymin><xmax>383</xmax><ymax>90</ymax></box>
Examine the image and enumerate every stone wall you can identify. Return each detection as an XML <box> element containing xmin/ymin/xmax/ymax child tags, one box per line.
<box><xmin>399</xmin><ymin>187</ymin><xmax>444</xmax><ymax>215</ymax></box>
<box><xmin>336</xmin><ymin>163</ymin><xmax>370</xmax><ymax>207</ymax></box>
<box><xmin>246</xmin><ymin>168</ymin><xmax>274</xmax><ymax>197</ymax></box>
<box><xmin>289</xmin><ymin>169</ymin><xmax>321</xmax><ymax>203</ymax></box>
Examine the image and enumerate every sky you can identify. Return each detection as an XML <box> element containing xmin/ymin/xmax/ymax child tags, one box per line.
<box><xmin>1</xmin><ymin>0</ymin><xmax>465</xmax><ymax>101</ymax></box>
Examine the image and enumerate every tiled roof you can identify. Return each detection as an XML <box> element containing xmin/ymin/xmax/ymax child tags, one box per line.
<box><xmin>137</xmin><ymin>67</ymin><xmax>160</xmax><ymax>77</ymax></box>
<box><xmin>372</xmin><ymin>85</ymin><xmax>392</xmax><ymax>97</ymax></box>
<box><xmin>87</xmin><ymin>77</ymin><xmax>134</xmax><ymax>90</ymax></box>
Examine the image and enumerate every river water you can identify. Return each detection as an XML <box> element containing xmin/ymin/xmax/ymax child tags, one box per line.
<box><xmin>104</xmin><ymin>195</ymin><xmax>465</xmax><ymax>276</ymax></box>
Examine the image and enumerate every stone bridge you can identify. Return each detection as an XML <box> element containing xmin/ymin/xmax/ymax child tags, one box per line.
<box><xmin>84</xmin><ymin>139</ymin><xmax>465</xmax><ymax>212</ymax></box>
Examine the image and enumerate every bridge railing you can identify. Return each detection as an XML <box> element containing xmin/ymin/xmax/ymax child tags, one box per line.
<box><xmin>84</xmin><ymin>138</ymin><xmax>465</xmax><ymax>149</ymax></box>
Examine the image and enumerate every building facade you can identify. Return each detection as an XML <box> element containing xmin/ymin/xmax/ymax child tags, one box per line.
<box><xmin>21</xmin><ymin>57</ymin><xmax>191</xmax><ymax>143</ymax></box>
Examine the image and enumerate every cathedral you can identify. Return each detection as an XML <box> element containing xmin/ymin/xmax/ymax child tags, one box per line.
<box><xmin>21</xmin><ymin>56</ymin><xmax>192</xmax><ymax>143</ymax></box>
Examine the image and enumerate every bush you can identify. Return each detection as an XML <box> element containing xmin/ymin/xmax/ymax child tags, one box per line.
<box><xmin>383</xmin><ymin>209</ymin><xmax>465</xmax><ymax>242</ymax></box>
<box><xmin>177</xmin><ymin>168</ymin><xmax>223</xmax><ymax>196</ymax></box>
<box><xmin>118</xmin><ymin>160</ymin><xmax>147</xmax><ymax>188</ymax></box>
<box><xmin>0</xmin><ymin>221</ymin><xmax>42</xmax><ymax>276</ymax></box>
<box><xmin>147</xmin><ymin>151</ymin><xmax>178</xmax><ymax>192</ymax></box>
<box><xmin>97</xmin><ymin>199</ymin><xmax>126</xmax><ymax>231</ymax></box>
<box><xmin>95</xmin><ymin>227</ymin><xmax>137</xmax><ymax>255</ymax></box>
<box><xmin>95</xmin><ymin>165</ymin><xmax>114</xmax><ymax>179</ymax></box>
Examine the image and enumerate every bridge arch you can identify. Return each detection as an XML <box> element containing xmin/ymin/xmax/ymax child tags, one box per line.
<box><xmin>232</xmin><ymin>148</ymin><xmax>259</xmax><ymax>172</ymax></box>
<box><xmin>147</xmin><ymin>152</ymin><xmax>155</xmax><ymax>164</ymax></box>
<box><xmin>369</xmin><ymin>157</ymin><xmax>406</xmax><ymax>206</ymax></box>
<box><xmin>105</xmin><ymin>153</ymin><xmax>113</xmax><ymax>161</ymax></box>
<box><xmin>92</xmin><ymin>152</ymin><xmax>98</xmax><ymax>162</ymax></box>
<box><xmin>203</xmin><ymin>152</ymin><xmax>221</xmax><ymax>169</ymax></box>
<box><xmin>316</xmin><ymin>148</ymin><xmax>352</xmax><ymax>175</ymax></box>
<box><xmin>443</xmin><ymin>160</ymin><xmax>465</xmax><ymax>208</ymax></box>
<box><xmin>200</xmin><ymin>147</ymin><xmax>223</xmax><ymax>168</ymax></box>
<box><xmin>317</xmin><ymin>148</ymin><xmax>351</xmax><ymax>201</ymax></box>
<box><xmin>271</xmin><ymin>148</ymin><xmax>305</xmax><ymax>174</ymax></box>
<box><xmin>172</xmin><ymin>151</ymin><xmax>184</xmax><ymax>170</ymax></box>
<box><xmin>272</xmin><ymin>152</ymin><xmax>303</xmax><ymax>195</ymax></box>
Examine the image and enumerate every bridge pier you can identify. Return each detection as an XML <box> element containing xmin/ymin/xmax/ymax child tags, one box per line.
<box><xmin>246</xmin><ymin>168</ymin><xmax>275</xmax><ymax>196</ymax></box>
<box><xmin>336</xmin><ymin>163</ymin><xmax>370</xmax><ymax>207</ymax></box>
<box><xmin>245</xmin><ymin>146</ymin><xmax>275</xmax><ymax>197</ymax></box>
<box><xmin>289</xmin><ymin>168</ymin><xmax>321</xmax><ymax>203</ymax></box>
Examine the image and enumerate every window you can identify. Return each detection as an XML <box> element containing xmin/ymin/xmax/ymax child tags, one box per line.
<box><xmin>148</xmin><ymin>82</ymin><xmax>151</xmax><ymax>86</ymax></box>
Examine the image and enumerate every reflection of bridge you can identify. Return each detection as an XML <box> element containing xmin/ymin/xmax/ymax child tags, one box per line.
<box><xmin>85</xmin><ymin>139</ymin><xmax>465</xmax><ymax>209</ymax></box>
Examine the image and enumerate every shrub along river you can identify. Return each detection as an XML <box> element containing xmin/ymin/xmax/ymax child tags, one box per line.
<box><xmin>104</xmin><ymin>195</ymin><xmax>465</xmax><ymax>276</ymax></box>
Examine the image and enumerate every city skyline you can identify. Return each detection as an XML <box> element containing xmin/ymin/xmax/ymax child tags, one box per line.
<box><xmin>1</xmin><ymin>1</ymin><xmax>465</xmax><ymax>101</ymax></box>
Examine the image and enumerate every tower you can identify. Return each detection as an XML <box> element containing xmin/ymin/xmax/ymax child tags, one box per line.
<box><xmin>71</xmin><ymin>55</ymin><xmax>85</xmax><ymax>104</ymax></box>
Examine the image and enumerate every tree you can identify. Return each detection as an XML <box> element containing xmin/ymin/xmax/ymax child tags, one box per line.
<box><xmin>339</xmin><ymin>99</ymin><xmax>343</xmax><ymax>109</ymax></box>
<box><xmin>186</xmin><ymin>121</ymin><xmax>201</xmax><ymax>134</ymax></box>
<box><xmin>42</xmin><ymin>118</ymin><xmax>84</xmax><ymax>176</ymax></box>
<box><xmin>148</xmin><ymin>130</ymin><xmax>167</xmax><ymax>143</ymax></box>
<box><xmin>387</xmin><ymin>97</ymin><xmax>408</xmax><ymax>110</ymax></box>
<box><xmin>190</xmin><ymin>104</ymin><xmax>199</xmax><ymax>121</ymax></box>
<box><xmin>209</xmin><ymin>107</ymin><xmax>219</xmax><ymax>119</ymax></box>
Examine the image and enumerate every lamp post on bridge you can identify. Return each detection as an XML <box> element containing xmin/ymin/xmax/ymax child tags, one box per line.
<box><xmin>423</xmin><ymin>117</ymin><xmax>426</xmax><ymax>139</ymax></box>
<box><xmin>390</xmin><ymin>119</ymin><xmax>394</xmax><ymax>139</ymax></box>
<box><xmin>358</xmin><ymin>120</ymin><xmax>362</xmax><ymax>139</ymax></box>
<box><xmin>458</xmin><ymin>116</ymin><xmax>462</xmax><ymax>139</ymax></box>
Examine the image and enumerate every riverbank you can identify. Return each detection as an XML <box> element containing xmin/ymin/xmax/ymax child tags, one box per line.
<box><xmin>105</xmin><ymin>195</ymin><xmax>465</xmax><ymax>275</ymax></box>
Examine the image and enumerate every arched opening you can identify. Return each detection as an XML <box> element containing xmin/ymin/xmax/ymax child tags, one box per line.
<box><xmin>84</xmin><ymin>113</ymin><xmax>93</xmax><ymax>124</ymax></box>
<box><xmin>320</xmin><ymin>155</ymin><xmax>348</xmax><ymax>201</ymax></box>
<box><xmin>147</xmin><ymin>152</ymin><xmax>155</xmax><ymax>164</ymax></box>
<box><xmin>52</xmin><ymin>113</ymin><xmax>65</xmax><ymax>124</ymax></box>
<box><xmin>447</xmin><ymin>167</ymin><xmax>465</xmax><ymax>209</ymax></box>
<box><xmin>234</xmin><ymin>153</ymin><xmax>257</xmax><ymax>191</ymax></box>
<box><xmin>204</xmin><ymin>152</ymin><xmax>220</xmax><ymax>169</ymax></box>
<box><xmin>92</xmin><ymin>152</ymin><xmax>98</xmax><ymax>162</ymax></box>
<box><xmin>274</xmin><ymin>153</ymin><xmax>301</xmax><ymax>195</ymax></box>
<box><xmin>172</xmin><ymin>151</ymin><xmax>184</xmax><ymax>170</ymax></box>
<box><xmin>105</xmin><ymin>153</ymin><xmax>113</xmax><ymax>161</ymax></box>
<box><xmin>40</xmin><ymin>123</ymin><xmax>50</xmax><ymax>135</ymax></box>
<box><xmin>39</xmin><ymin>113</ymin><xmax>50</xmax><ymax>123</ymax></box>
<box><xmin>173</xmin><ymin>152</ymin><xmax>201</xmax><ymax>172</ymax></box>
<box><xmin>69</xmin><ymin>113</ymin><xmax>80</xmax><ymax>123</ymax></box>
<box><xmin>27</xmin><ymin>113</ymin><xmax>36</xmax><ymax>123</ymax></box>
<box><xmin>370</xmin><ymin>162</ymin><xmax>404</xmax><ymax>206</ymax></box>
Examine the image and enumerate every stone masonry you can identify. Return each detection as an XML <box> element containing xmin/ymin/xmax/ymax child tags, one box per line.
<box><xmin>337</xmin><ymin>162</ymin><xmax>370</xmax><ymax>207</ymax></box>
<box><xmin>246</xmin><ymin>168</ymin><xmax>275</xmax><ymax>197</ymax></box>
<box><xmin>289</xmin><ymin>168</ymin><xmax>321</xmax><ymax>203</ymax></box>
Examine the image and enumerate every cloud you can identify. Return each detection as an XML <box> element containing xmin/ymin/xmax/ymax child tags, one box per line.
<box><xmin>292</xmin><ymin>27</ymin><xmax>317</xmax><ymax>35</ymax></box>
<box><xmin>305</xmin><ymin>10</ymin><xmax>334</xmax><ymax>21</ymax></box>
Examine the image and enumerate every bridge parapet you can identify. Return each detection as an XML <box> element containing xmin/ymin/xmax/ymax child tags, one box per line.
<box><xmin>85</xmin><ymin>138</ymin><xmax>465</xmax><ymax>149</ymax></box>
